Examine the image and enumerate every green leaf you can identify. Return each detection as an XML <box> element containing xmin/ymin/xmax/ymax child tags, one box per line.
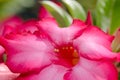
<box><xmin>77</xmin><ymin>0</ymin><xmax>97</xmax><ymax>10</ymax></box>
<box><xmin>40</xmin><ymin>1</ymin><xmax>72</xmax><ymax>27</ymax></box>
<box><xmin>110</xmin><ymin>0</ymin><xmax>120</xmax><ymax>34</ymax></box>
<box><xmin>95</xmin><ymin>0</ymin><xmax>115</xmax><ymax>32</ymax></box>
<box><xmin>0</xmin><ymin>0</ymin><xmax>35</xmax><ymax>21</ymax></box>
<box><xmin>111</xmin><ymin>29</ymin><xmax>120</xmax><ymax>52</ymax></box>
<box><xmin>95</xmin><ymin>0</ymin><xmax>120</xmax><ymax>34</ymax></box>
<box><xmin>62</xmin><ymin>0</ymin><xmax>86</xmax><ymax>20</ymax></box>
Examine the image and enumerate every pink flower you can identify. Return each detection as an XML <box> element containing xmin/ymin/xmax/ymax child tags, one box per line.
<box><xmin>0</xmin><ymin>16</ymin><xmax>23</xmax><ymax>80</ymax></box>
<box><xmin>0</xmin><ymin>17</ymin><xmax>38</xmax><ymax>80</ymax></box>
<box><xmin>0</xmin><ymin>16</ymin><xmax>118</xmax><ymax>80</ymax></box>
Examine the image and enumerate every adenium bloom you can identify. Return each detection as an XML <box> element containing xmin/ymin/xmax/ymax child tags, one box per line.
<box><xmin>0</xmin><ymin>15</ymin><xmax>118</xmax><ymax>80</ymax></box>
<box><xmin>0</xmin><ymin>16</ymin><xmax>38</xmax><ymax>80</ymax></box>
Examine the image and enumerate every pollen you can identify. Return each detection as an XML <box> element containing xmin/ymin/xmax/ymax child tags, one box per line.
<box><xmin>70</xmin><ymin>47</ymin><xmax>73</xmax><ymax>49</ymax></box>
<box><xmin>54</xmin><ymin>49</ymin><xmax>59</xmax><ymax>52</ymax></box>
<box><xmin>73</xmin><ymin>50</ymin><xmax>79</xmax><ymax>57</ymax></box>
<box><xmin>72</xmin><ymin>58</ymin><xmax>79</xmax><ymax>66</ymax></box>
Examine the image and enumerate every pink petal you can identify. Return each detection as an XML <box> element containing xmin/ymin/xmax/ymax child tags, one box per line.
<box><xmin>73</xmin><ymin>26</ymin><xmax>116</xmax><ymax>60</ymax></box>
<box><xmin>1</xmin><ymin>16</ymin><xmax>22</xmax><ymax>36</ymax></box>
<box><xmin>64</xmin><ymin>66</ymin><xmax>96</xmax><ymax>80</ymax></box>
<box><xmin>3</xmin><ymin>19</ymin><xmax>38</xmax><ymax>36</ymax></box>
<box><xmin>0</xmin><ymin>63</ymin><xmax>19</xmax><ymax>80</ymax></box>
<box><xmin>37</xmin><ymin>18</ymin><xmax>86</xmax><ymax>45</ymax></box>
<box><xmin>17</xmin><ymin>19</ymin><xmax>38</xmax><ymax>33</ymax></box>
<box><xmin>0</xmin><ymin>46</ymin><xmax>5</xmax><ymax>62</ymax></box>
<box><xmin>0</xmin><ymin>46</ymin><xmax>5</xmax><ymax>55</ymax></box>
<box><xmin>64</xmin><ymin>57</ymin><xmax>117</xmax><ymax>80</ymax></box>
<box><xmin>16</xmin><ymin>64</ymin><xmax>67</xmax><ymax>80</ymax></box>
<box><xmin>38</xmin><ymin>6</ymin><xmax>52</xmax><ymax>19</ymax></box>
<box><xmin>0</xmin><ymin>33</ymin><xmax>53</xmax><ymax>73</ymax></box>
<box><xmin>85</xmin><ymin>11</ymin><xmax>93</xmax><ymax>26</ymax></box>
<box><xmin>80</xmin><ymin>58</ymin><xmax>117</xmax><ymax>80</ymax></box>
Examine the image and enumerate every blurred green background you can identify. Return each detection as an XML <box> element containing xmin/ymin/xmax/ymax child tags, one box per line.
<box><xmin>0</xmin><ymin>0</ymin><xmax>38</xmax><ymax>21</ymax></box>
<box><xmin>1</xmin><ymin>0</ymin><xmax>120</xmax><ymax>34</ymax></box>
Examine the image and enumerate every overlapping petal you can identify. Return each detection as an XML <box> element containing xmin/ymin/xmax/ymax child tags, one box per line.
<box><xmin>17</xmin><ymin>19</ymin><xmax>38</xmax><ymax>33</ymax></box>
<box><xmin>85</xmin><ymin>11</ymin><xmax>93</xmax><ymax>26</ymax></box>
<box><xmin>64</xmin><ymin>58</ymin><xmax>118</xmax><ymax>80</ymax></box>
<box><xmin>0</xmin><ymin>46</ymin><xmax>5</xmax><ymax>62</ymax></box>
<box><xmin>39</xmin><ymin>6</ymin><xmax>52</xmax><ymax>19</ymax></box>
<box><xmin>1</xmin><ymin>16</ymin><xmax>22</xmax><ymax>36</ymax></box>
<box><xmin>73</xmin><ymin>26</ymin><xmax>117</xmax><ymax>60</ymax></box>
<box><xmin>0</xmin><ymin>63</ymin><xmax>19</xmax><ymax>80</ymax></box>
<box><xmin>0</xmin><ymin>46</ymin><xmax>5</xmax><ymax>55</ymax></box>
<box><xmin>0</xmin><ymin>33</ymin><xmax>53</xmax><ymax>73</ymax></box>
<box><xmin>16</xmin><ymin>65</ymin><xmax>67</xmax><ymax>80</ymax></box>
<box><xmin>37</xmin><ymin>18</ymin><xmax>87</xmax><ymax>45</ymax></box>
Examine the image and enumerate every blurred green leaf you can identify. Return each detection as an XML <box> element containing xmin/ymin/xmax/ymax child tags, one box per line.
<box><xmin>110</xmin><ymin>0</ymin><xmax>120</xmax><ymax>34</ymax></box>
<box><xmin>95</xmin><ymin>0</ymin><xmax>115</xmax><ymax>32</ymax></box>
<box><xmin>3</xmin><ymin>53</ymin><xmax>7</xmax><ymax>62</ymax></box>
<box><xmin>0</xmin><ymin>0</ymin><xmax>35</xmax><ymax>21</ymax></box>
<box><xmin>77</xmin><ymin>0</ymin><xmax>97</xmax><ymax>10</ymax></box>
<box><xmin>62</xmin><ymin>0</ymin><xmax>86</xmax><ymax>20</ymax></box>
<box><xmin>41</xmin><ymin>1</ymin><xmax>72</xmax><ymax>27</ymax></box>
<box><xmin>111</xmin><ymin>29</ymin><xmax>120</xmax><ymax>52</ymax></box>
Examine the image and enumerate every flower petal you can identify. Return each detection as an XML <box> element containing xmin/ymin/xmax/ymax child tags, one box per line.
<box><xmin>0</xmin><ymin>33</ymin><xmax>53</xmax><ymax>73</ymax></box>
<box><xmin>16</xmin><ymin>64</ymin><xmax>67</xmax><ymax>80</ymax></box>
<box><xmin>0</xmin><ymin>63</ymin><xmax>19</xmax><ymax>80</ymax></box>
<box><xmin>37</xmin><ymin>18</ymin><xmax>86</xmax><ymax>45</ymax></box>
<box><xmin>0</xmin><ymin>46</ymin><xmax>5</xmax><ymax>62</ymax></box>
<box><xmin>18</xmin><ymin>19</ymin><xmax>38</xmax><ymax>33</ymax></box>
<box><xmin>73</xmin><ymin>26</ymin><xmax>116</xmax><ymax>60</ymax></box>
<box><xmin>1</xmin><ymin>16</ymin><xmax>22</xmax><ymax>36</ymax></box>
<box><xmin>39</xmin><ymin>6</ymin><xmax>52</xmax><ymax>19</ymax></box>
<box><xmin>64</xmin><ymin>57</ymin><xmax>117</xmax><ymax>80</ymax></box>
<box><xmin>0</xmin><ymin>46</ymin><xmax>4</xmax><ymax>55</ymax></box>
<box><xmin>85</xmin><ymin>11</ymin><xmax>93</xmax><ymax>26</ymax></box>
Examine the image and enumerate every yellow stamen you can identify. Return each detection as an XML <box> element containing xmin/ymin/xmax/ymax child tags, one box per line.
<box><xmin>72</xmin><ymin>58</ymin><xmax>79</xmax><ymax>66</ymax></box>
<box><xmin>70</xmin><ymin>47</ymin><xmax>73</xmax><ymax>49</ymax></box>
<box><xmin>73</xmin><ymin>50</ymin><xmax>79</xmax><ymax>57</ymax></box>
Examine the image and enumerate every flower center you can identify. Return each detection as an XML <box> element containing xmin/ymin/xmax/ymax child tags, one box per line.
<box><xmin>54</xmin><ymin>45</ymin><xmax>79</xmax><ymax>68</ymax></box>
